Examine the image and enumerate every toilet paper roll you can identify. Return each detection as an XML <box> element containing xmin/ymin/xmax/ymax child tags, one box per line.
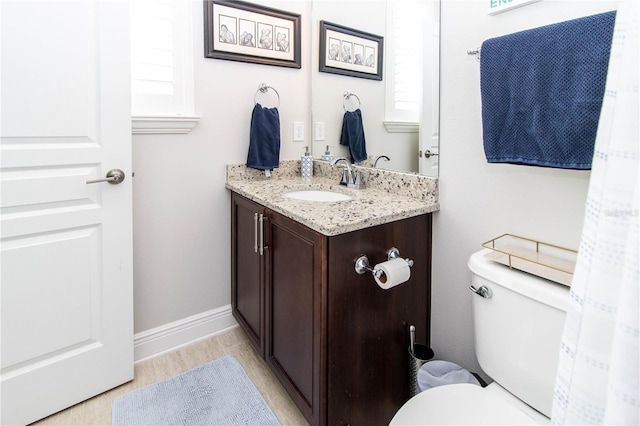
<box><xmin>374</xmin><ymin>257</ymin><xmax>411</xmax><ymax>290</ymax></box>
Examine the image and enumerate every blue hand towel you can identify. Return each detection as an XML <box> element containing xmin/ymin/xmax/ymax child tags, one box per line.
<box><xmin>247</xmin><ymin>103</ymin><xmax>281</xmax><ymax>171</ymax></box>
<box><xmin>340</xmin><ymin>109</ymin><xmax>368</xmax><ymax>163</ymax></box>
<box><xmin>480</xmin><ymin>11</ymin><xmax>616</xmax><ymax>170</ymax></box>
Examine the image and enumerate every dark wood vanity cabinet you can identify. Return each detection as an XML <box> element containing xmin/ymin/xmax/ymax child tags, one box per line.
<box><xmin>231</xmin><ymin>192</ymin><xmax>431</xmax><ymax>426</ymax></box>
<box><xmin>266</xmin><ymin>209</ymin><xmax>327</xmax><ymax>424</ymax></box>
<box><xmin>231</xmin><ymin>194</ymin><xmax>267</xmax><ymax>357</ymax></box>
<box><xmin>326</xmin><ymin>216</ymin><xmax>432</xmax><ymax>425</ymax></box>
<box><xmin>232</xmin><ymin>193</ymin><xmax>326</xmax><ymax>423</ymax></box>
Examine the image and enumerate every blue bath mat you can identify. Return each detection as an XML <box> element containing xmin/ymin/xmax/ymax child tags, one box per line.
<box><xmin>112</xmin><ymin>355</ymin><xmax>280</xmax><ymax>425</ymax></box>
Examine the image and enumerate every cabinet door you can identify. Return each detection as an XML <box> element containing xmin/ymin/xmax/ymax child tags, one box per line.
<box><xmin>327</xmin><ymin>214</ymin><xmax>432</xmax><ymax>426</ymax></box>
<box><xmin>265</xmin><ymin>210</ymin><xmax>327</xmax><ymax>426</ymax></box>
<box><xmin>231</xmin><ymin>193</ymin><xmax>266</xmax><ymax>357</ymax></box>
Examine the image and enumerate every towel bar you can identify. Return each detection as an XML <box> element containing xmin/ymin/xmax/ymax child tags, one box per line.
<box><xmin>467</xmin><ymin>48</ymin><xmax>481</xmax><ymax>61</ymax></box>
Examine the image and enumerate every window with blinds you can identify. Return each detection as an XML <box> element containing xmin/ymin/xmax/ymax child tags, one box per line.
<box><xmin>130</xmin><ymin>0</ymin><xmax>193</xmax><ymax>117</ymax></box>
<box><xmin>385</xmin><ymin>0</ymin><xmax>428</xmax><ymax>125</ymax></box>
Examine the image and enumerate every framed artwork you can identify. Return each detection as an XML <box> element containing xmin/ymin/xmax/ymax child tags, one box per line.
<box><xmin>319</xmin><ymin>21</ymin><xmax>383</xmax><ymax>80</ymax></box>
<box><xmin>204</xmin><ymin>0</ymin><xmax>301</xmax><ymax>69</ymax></box>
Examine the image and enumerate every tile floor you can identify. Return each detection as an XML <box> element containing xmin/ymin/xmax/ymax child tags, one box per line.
<box><xmin>32</xmin><ymin>326</ymin><xmax>308</xmax><ymax>426</ymax></box>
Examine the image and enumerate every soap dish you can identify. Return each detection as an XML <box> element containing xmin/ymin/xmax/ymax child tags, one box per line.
<box><xmin>481</xmin><ymin>234</ymin><xmax>577</xmax><ymax>286</ymax></box>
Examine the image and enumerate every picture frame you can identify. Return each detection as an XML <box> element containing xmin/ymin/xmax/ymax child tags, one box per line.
<box><xmin>319</xmin><ymin>21</ymin><xmax>383</xmax><ymax>80</ymax></box>
<box><xmin>204</xmin><ymin>0</ymin><xmax>301</xmax><ymax>69</ymax></box>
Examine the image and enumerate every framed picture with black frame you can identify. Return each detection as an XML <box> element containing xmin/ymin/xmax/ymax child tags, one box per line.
<box><xmin>319</xmin><ymin>20</ymin><xmax>383</xmax><ymax>80</ymax></box>
<box><xmin>204</xmin><ymin>0</ymin><xmax>301</xmax><ymax>69</ymax></box>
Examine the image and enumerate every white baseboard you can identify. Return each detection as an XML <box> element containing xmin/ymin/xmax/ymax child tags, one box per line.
<box><xmin>134</xmin><ymin>305</ymin><xmax>237</xmax><ymax>362</ymax></box>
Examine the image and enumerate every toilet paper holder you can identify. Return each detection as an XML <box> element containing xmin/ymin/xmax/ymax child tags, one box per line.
<box><xmin>354</xmin><ymin>247</ymin><xmax>414</xmax><ymax>277</ymax></box>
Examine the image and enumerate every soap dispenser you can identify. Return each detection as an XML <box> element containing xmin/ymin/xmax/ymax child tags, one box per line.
<box><xmin>321</xmin><ymin>145</ymin><xmax>333</xmax><ymax>162</ymax></box>
<box><xmin>301</xmin><ymin>146</ymin><xmax>313</xmax><ymax>178</ymax></box>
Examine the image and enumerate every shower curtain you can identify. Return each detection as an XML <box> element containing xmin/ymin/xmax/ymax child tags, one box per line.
<box><xmin>551</xmin><ymin>0</ymin><xmax>639</xmax><ymax>424</ymax></box>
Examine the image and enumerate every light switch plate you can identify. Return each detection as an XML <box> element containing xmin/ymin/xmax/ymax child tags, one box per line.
<box><xmin>293</xmin><ymin>121</ymin><xmax>304</xmax><ymax>142</ymax></box>
<box><xmin>314</xmin><ymin>122</ymin><xmax>325</xmax><ymax>141</ymax></box>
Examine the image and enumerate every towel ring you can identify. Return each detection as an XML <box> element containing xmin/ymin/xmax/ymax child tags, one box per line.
<box><xmin>254</xmin><ymin>83</ymin><xmax>281</xmax><ymax>108</ymax></box>
<box><xmin>343</xmin><ymin>91</ymin><xmax>361</xmax><ymax>112</ymax></box>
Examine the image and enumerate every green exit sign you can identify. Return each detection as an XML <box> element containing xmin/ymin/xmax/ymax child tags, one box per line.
<box><xmin>488</xmin><ymin>0</ymin><xmax>541</xmax><ymax>15</ymax></box>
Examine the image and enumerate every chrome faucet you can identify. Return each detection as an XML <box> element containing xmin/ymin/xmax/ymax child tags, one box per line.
<box><xmin>372</xmin><ymin>155</ymin><xmax>390</xmax><ymax>168</ymax></box>
<box><xmin>331</xmin><ymin>157</ymin><xmax>363</xmax><ymax>189</ymax></box>
<box><xmin>331</xmin><ymin>157</ymin><xmax>353</xmax><ymax>185</ymax></box>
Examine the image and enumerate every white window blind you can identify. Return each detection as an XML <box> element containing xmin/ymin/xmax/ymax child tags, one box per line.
<box><xmin>385</xmin><ymin>0</ymin><xmax>427</xmax><ymax>125</ymax></box>
<box><xmin>130</xmin><ymin>0</ymin><xmax>194</xmax><ymax>119</ymax></box>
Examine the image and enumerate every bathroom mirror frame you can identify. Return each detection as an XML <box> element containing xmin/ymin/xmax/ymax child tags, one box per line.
<box><xmin>310</xmin><ymin>0</ymin><xmax>440</xmax><ymax>177</ymax></box>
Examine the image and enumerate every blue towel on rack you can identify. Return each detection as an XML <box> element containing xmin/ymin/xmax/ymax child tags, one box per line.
<box><xmin>340</xmin><ymin>109</ymin><xmax>368</xmax><ymax>163</ymax></box>
<box><xmin>480</xmin><ymin>11</ymin><xmax>616</xmax><ymax>170</ymax></box>
<box><xmin>247</xmin><ymin>103</ymin><xmax>280</xmax><ymax>171</ymax></box>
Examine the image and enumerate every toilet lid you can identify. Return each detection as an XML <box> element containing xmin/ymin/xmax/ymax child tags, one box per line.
<box><xmin>389</xmin><ymin>383</ymin><xmax>540</xmax><ymax>425</ymax></box>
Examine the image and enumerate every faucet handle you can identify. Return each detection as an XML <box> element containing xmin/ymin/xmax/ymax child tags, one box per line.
<box><xmin>348</xmin><ymin>170</ymin><xmax>364</xmax><ymax>189</ymax></box>
<box><xmin>340</xmin><ymin>168</ymin><xmax>350</xmax><ymax>186</ymax></box>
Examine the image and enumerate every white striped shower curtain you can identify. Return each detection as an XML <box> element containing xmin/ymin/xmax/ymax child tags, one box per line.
<box><xmin>551</xmin><ymin>0</ymin><xmax>639</xmax><ymax>424</ymax></box>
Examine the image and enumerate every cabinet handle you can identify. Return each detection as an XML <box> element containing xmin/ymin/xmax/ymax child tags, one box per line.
<box><xmin>258</xmin><ymin>214</ymin><xmax>266</xmax><ymax>256</ymax></box>
<box><xmin>254</xmin><ymin>213</ymin><xmax>259</xmax><ymax>253</ymax></box>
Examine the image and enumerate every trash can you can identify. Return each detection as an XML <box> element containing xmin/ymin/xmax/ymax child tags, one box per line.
<box><xmin>417</xmin><ymin>360</ymin><xmax>481</xmax><ymax>393</ymax></box>
<box><xmin>408</xmin><ymin>343</ymin><xmax>435</xmax><ymax>397</ymax></box>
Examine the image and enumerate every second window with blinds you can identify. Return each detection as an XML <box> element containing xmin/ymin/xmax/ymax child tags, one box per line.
<box><xmin>385</xmin><ymin>0</ymin><xmax>439</xmax><ymax>130</ymax></box>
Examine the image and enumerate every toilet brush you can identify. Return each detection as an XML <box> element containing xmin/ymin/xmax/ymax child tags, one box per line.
<box><xmin>410</xmin><ymin>325</ymin><xmax>416</xmax><ymax>356</ymax></box>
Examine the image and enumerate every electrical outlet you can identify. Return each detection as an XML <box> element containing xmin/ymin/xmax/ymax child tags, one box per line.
<box><xmin>314</xmin><ymin>122</ymin><xmax>325</xmax><ymax>141</ymax></box>
<box><xmin>293</xmin><ymin>121</ymin><xmax>304</xmax><ymax>142</ymax></box>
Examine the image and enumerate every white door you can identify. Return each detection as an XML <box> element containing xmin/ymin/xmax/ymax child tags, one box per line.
<box><xmin>419</xmin><ymin>4</ymin><xmax>440</xmax><ymax>177</ymax></box>
<box><xmin>0</xmin><ymin>1</ymin><xmax>133</xmax><ymax>424</ymax></box>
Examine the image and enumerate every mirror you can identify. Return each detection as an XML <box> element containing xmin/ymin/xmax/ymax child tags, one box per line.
<box><xmin>310</xmin><ymin>0</ymin><xmax>440</xmax><ymax>176</ymax></box>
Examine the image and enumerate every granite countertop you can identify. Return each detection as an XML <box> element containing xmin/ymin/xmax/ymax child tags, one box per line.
<box><xmin>226</xmin><ymin>160</ymin><xmax>439</xmax><ymax>236</ymax></box>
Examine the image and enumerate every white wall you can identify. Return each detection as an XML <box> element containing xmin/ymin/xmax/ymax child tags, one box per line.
<box><xmin>132</xmin><ymin>0</ymin><xmax>312</xmax><ymax>334</ymax></box>
<box><xmin>433</xmin><ymin>0</ymin><xmax>618</xmax><ymax>378</ymax></box>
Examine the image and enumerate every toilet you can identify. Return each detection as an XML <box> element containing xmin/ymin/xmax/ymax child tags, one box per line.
<box><xmin>391</xmin><ymin>249</ymin><xmax>570</xmax><ymax>425</ymax></box>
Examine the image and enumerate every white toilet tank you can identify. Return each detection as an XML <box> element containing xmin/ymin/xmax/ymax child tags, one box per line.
<box><xmin>468</xmin><ymin>249</ymin><xmax>570</xmax><ymax>418</ymax></box>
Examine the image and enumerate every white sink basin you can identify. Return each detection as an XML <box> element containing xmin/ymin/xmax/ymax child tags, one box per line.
<box><xmin>284</xmin><ymin>190</ymin><xmax>352</xmax><ymax>202</ymax></box>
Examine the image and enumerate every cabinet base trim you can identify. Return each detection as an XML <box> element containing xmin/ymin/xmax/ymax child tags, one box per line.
<box><xmin>134</xmin><ymin>305</ymin><xmax>237</xmax><ymax>362</ymax></box>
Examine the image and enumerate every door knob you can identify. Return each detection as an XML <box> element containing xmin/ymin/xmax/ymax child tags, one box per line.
<box><xmin>86</xmin><ymin>169</ymin><xmax>125</xmax><ymax>185</ymax></box>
